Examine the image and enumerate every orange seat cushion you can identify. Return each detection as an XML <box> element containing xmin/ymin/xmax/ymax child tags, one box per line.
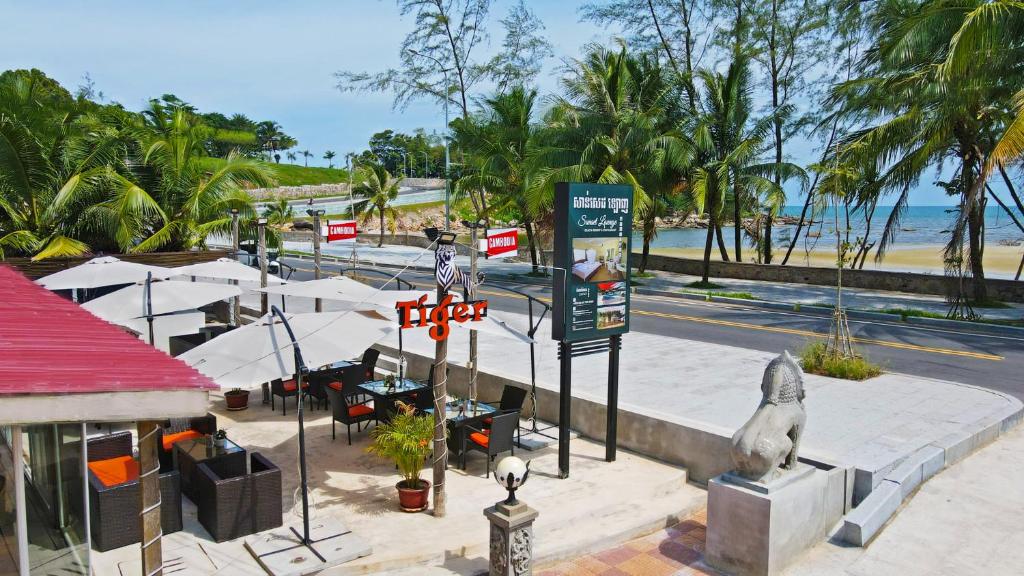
<box><xmin>88</xmin><ymin>456</ymin><xmax>139</xmax><ymax>487</ymax></box>
<box><xmin>469</xmin><ymin>432</ymin><xmax>490</xmax><ymax>447</ymax></box>
<box><xmin>348</xmin><ymin>404</ymin><xmax>374</xmax><ymax>418</ymax></box>
<box><xmin>326</xmin><ymin>381</ymin><xmax>343</xmax><ymax>392</ymax></box>
<box><xmin>161</xmin><ymin>429</ymin><xmax>202</xmax><ymax>452</ymax></box>
<box><xmin>281</xmin><ymin>380</ymin><xmax>309</xmax><ymax>393</ymax></box>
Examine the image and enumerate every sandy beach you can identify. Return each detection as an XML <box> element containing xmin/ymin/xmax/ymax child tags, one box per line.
<box><xmin>650</xmin><ymin>244</ymin><xmax>1024</xmax><ymax>279</ymax></box>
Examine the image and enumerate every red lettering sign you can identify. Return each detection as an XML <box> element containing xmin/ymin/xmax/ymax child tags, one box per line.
<box><xmin>326</xmin><ymin>220</ymin><xmax>357</xmax><ymax>242</ymax></box>
<box><xmin>483</xmin><ymin>228</ymin><xmax>518</xmax><ymax>259</ymax></box>
<box><xmin>394</xmin><ymin>296</ymin><xmax>489</xmax><ymax>341</ymax></box>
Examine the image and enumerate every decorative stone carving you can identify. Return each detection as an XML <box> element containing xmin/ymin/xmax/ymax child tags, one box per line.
<box><xmin>485</xmin><ymin>501</ymin><xmax>538</xmax><ymax>576</ymax></box>
<box><xmin>730</xmin><ymin>350</ymin><xmax>806</xmax><ymax>482</ymax></box>
<box><xmin>490</xmin><ymin>525</ymin><xmax>508</xmax><ymax>575</ymax></box>
<box><xmin>510</xmin><ymin>527</ymin><xmax>532</xmax><ymax>575</ymax></box>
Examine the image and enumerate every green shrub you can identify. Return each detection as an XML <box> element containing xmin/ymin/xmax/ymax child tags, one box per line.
<box><xmin>800</xmin><ymin>342</ymin><xmax>883</xmax><ymax>381</ymax></box>
<box><xmin>687</xmin><ymin>280</ymin><xmax>725</xmax><ymax>289</ymax></box>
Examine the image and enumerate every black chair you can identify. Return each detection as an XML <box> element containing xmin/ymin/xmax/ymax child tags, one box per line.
<box><xmin>323</xmin><ymin>378</ymin><xmax>376</xmax><ymax>444</ymax></box>
<box><xmin>461</xmin><ymin>411</ymin><xmax>519</xmax><ymax>477</ymax></box>
<box><xmin>154</xmin><ymin>413</ymin><xmax>217</xmax><ymax>472</ymax></box>
<box><xmin>270</xmin><ymin>377</ymin><xmax>309</xmax><ymax>415</ymax></box>
<box><xmin>195</xmin><ymin>453</ymin><xmax>282</xmax><ymax>543</ymax></box>
<box><xmin>482</xmin><ymin>385</ymin><xmax>527</xmax><ymax>444</ymax></box>
<box><xmin>360</xmin><ymin>348</ymin><xmax>381</xmax><ymax>381</ymax></box>
<box><xmin>306</xmin><ymin>373</ymin><xmax>331</xmax><ymax>411</ymax></box>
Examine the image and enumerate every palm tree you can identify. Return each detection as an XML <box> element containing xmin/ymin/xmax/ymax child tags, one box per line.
<box><xmin>831</xmin><ymin>0</ymin><xmax>1024</xmax><ymax>303</ymax></box>
<box><xmin>286</xmin><ymin>151</ymin><xmax>297</xmax><ymax>163</ymax></box>
<box><xmin>126</xmin><ymin>103</ymin><xmax>273</xmax><ymax>253</ymax></box>
<box><xmin>454</xmin><ymin>86</ymin><xmax>545</xmax><ymax>272</ymax></box>
<box><xmin>353</xmin><ymin>161</ymin><xmax>401</xmax><ymax>247</ymax></box>
<box><xmin>0</xmin><ymin>93</ymin><xmax>145</xmax><ymax>259</ymax></box>
<box><xmin>529</xmin><ymin>44</ymin><xmax>691</xmax><ymax>264</ymax></box>
<box><xmin>261</xmin><ymin>197</ymin><xmax>294</xmax><ymax>248</ymax></box>
<box><xmin>324</xmin><ymin>150</ymin><xmax>336</xmax><ymax>168</ymax></box>
<box><xmin>300</xmin><ymin>149</ymin><xmax>312</xmax><ymax>167</ymax></box>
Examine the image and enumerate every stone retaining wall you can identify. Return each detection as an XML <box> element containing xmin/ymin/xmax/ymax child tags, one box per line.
<box><xmin>639</xmin><ymin>253</ymin><xmax>1024</xmax><ymax>303</ymax></box>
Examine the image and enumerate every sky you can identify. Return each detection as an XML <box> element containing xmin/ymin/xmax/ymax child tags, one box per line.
<box><xmin>1</xmin><ymin>0</ymin><xmax>957</xmax><ymax>204</ymax></box>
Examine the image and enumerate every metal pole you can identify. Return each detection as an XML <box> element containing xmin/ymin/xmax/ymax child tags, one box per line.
<box><xmin>468</xmin><ymin>224</ymin><xmax>479</xmax><ymax>402</ymax></box>
<box><xmin>258</xmin><ymin>218</ymin><xmax>268</xmax><ymax>315</ymax></box>
<box><xmin>13</xmin><ymin>426</ymin><xmax>28</xmax><ymax>576</ymax></box>
<box><xmin>231</xmin><ymin>209</ymin><xmax>240</xmax><ymax>326</ymax></box>
<box><xmin>443</xmin><ymin>70</ymin><xmax>450</xmax><ymax>232</ymax></box>
<box><xmin>422</xmin><ymin>151</ymin><xmax>428</xmax><ymax>177</ymax></box>
<box><xmin>606</xmin><ymin>335</ymin><xmax>620</xmax><ymax>462</ymax></box>
<box><xmin>348</xmin><ymin>155</ymin><xmax>357</xmax><ymax>266</ymax></box>
<box><xmin>144</xmin><ymin>272</ymin><xmax>154</xmax><ymax>346</ymax></box>
<box><xmin>558</xmin><ymin>341</ymin><xmax>572</xmax><ymax>479</ymax></box>
<box><xmin>309</xmin><ymin>210</ymin><xmax>324</xmax><ymax>313</ymax></box>
<box><xmin>271</xmin><ymin>305</ymin><xmax>311</xmax><ymax>543</ymax></box>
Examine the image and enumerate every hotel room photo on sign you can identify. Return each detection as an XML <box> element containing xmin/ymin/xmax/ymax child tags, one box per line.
<box><xmin>571</xmin><ymin>237</ymin><xmax>628</xmax><ymax>282</ymax></box>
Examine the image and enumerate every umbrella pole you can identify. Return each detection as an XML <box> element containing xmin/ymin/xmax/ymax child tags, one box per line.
<box><xmin>145</xmin><ymin>272</ymin><xmax>154</xmax><ymax>346</ymax></box>
<box><xmin>398</xmin><ymin>328</ymin><xmax>404</xmax><ymax>381</ymax></box>
<box><xmin>271</xmin><ymin>305</ymin><xmax>311</xmax><ymax>544</ymax></box>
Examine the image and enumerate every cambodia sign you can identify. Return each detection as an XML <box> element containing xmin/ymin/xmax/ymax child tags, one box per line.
<box><xmin>326</xmin><ymin>220</ymin><xmax>357</xmax><ymax>242</ymax></box>
<box><xmin>395</xmin><ymin>295</ymin><xmax>489</xmax><ymax>342</ymax></box>
<box><xmin>479</xmin><ymin>227</ymin><xmax>519</xmax><ymax>259</ymax></box>
<box><xmin>551</xmin><ymin>182</ymin><xmax>632</xmax><ymax>342</ymax></box>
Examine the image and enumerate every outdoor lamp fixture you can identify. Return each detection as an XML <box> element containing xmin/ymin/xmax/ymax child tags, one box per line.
<box><xmin>257</xmin><ymin>217</ymin><xmax>268</xmax><ymax>226</ymax></box>
<box><xmin>437</xmin><ymin>231</ymin><xmax>457</xmax><ymax>245</ymax></box>
<box><xmin>494</xmin><ymin>456</ymin><xmax>530</xmax><ymax>506</ymax></box>
<box><xmin>305</xmin><ymin>208</ymin><xmax>325</xmax><ymax>218</ymax></box>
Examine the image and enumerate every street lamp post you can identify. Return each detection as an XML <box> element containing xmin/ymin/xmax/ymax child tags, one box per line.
<box><xmin>408</xmin><ymin>49</ymin><xmax>452</xmax><ymax>231</ymax></box>
<box><xmin>230</xmin><ymin>208</ymin><xmax>240</xmax><ymax>326</ymax></box>
<box><xmin>257</xmin><ymin>217</ymin><xmax>268</xmax><ymax>315</ymax></box>
<box><xmin>422</xmin><ymin>151</ymin><xmax>429</xmax><ymax>178</ymax></box>
<box><xmin>307</xmin><ymin>209</ymin><xmax>325</xmax><ymax>312</ymax></box>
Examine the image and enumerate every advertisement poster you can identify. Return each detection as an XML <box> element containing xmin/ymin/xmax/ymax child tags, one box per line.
<box><xmin>480</xmin><ymin>227</ymin><xmax>519</xmax><ymax>259</ymax></box>
<box><xmin>552</xmin><ymin>182</ymin><xmax>633</xmax><ymax>342</ymax></box>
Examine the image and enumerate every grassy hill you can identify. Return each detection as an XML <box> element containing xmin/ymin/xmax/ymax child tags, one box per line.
<box><xmin>202</xmin><ymin>157</ymin><xmax>350</xmax><ymax>187</ymax></box>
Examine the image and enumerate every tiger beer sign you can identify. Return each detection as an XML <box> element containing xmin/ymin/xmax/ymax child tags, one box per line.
<box><xmin>395</xmin><ymin>295</ymin><xmax>489</xmax><ymax>342</ymax></box>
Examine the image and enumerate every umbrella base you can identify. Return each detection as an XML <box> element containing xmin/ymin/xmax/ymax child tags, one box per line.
<box><xmin>245</xmin><ymin>516</ymin><xmax>371</xmax><ymax>576</ymax></box>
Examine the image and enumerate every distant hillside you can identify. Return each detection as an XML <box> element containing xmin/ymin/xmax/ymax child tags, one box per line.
<box><xmin>201</xmin><ymin>158</ymin><xmax>350</xmax><ymax>187</ymax></box>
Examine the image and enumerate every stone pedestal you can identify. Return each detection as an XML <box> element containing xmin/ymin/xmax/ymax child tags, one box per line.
<box><xmin>706</xmin><ymin>464</ymin><xmax>830</xmax><ymax>576</ymax></box>
<box><xmin>484</xmin><ymin>500</ymin><xmax>539</xmax><ymax>576</ymax></box>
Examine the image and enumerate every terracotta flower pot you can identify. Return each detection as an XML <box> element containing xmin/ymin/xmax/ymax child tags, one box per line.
<box><xmin>396</xmin><ymin>479</ymin><xmax>430</xmax><ymax>512</ymax></box>
<box><xmin>225</xmin><ymin>389</ymin><xmax>249</xmax><ymax>411</ymax></box>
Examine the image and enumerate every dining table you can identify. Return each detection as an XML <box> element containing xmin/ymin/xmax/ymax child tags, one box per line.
<box><xmin>425</xmin><ymin>400</ymin><xmax>498</xmax><ymax>458</ymax></box>
<box><xmin>357</xmin><ymin>378</ymin><xmax>427</xmax><ymax>421</ymax></box>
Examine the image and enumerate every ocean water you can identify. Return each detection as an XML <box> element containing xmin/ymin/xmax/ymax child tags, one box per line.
<box><xmin>638</xmin><ymin>205</ymin><xmax>1024</xmax><ymax>250</ymax></box>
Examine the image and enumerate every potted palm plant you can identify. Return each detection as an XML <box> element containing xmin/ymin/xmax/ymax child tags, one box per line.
<box><xmin>367</xmin><ymin>403</ymin><xmax>434</xmax><ymax>512</ymax></box>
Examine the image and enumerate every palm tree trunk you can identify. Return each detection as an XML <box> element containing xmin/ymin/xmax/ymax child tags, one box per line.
<box><xmin>968</xmin><ymin>197</ymin><xmax>987</xmax><ymax>302</ymax></box>
<box><xmin>524</xmin><ymin>220</ymin><xmax>539</xmax><ymax>274</ymax></box>
<box><xmin>715</xmin><ymin>220</ymin><xmax>730</xmax><ymax>262</ymax></box>
<box><xmin>733</xmin><ymin>184</ymin><xmax>743</xmax><ymax>262</ymax></box>
<box><xmin>378</xmin><ymin>209</ymin><xmax>385</xmax><ymax>248</ymax></box>
<box><xmin>640</xmin><ymin>211</ymin><xmax>656</xmax><ymax>274</ymax></box>
<box><xmin>702</xmin><ymin>216</ymin><xmax>715</xmax><ymax>284</ymax></box>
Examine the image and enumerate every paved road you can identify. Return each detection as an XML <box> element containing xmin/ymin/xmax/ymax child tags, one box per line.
<box><xmin>279</xmin><ymin>257</ymin><xmax>1024</xmax><ymax>400</ymax></box>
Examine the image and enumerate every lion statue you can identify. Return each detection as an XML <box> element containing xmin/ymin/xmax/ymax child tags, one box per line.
<box><xmin>730</xmin><ymin>350</ymin><xmax>807</xmax><ymax>482</ymax></box>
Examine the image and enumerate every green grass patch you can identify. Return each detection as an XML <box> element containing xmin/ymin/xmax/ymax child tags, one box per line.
<box><xmin>687</xmin><ymin>280</ymin><xmax>725</xmax><ymax>289</ymax></box>
<box><xmin>632</xmin><ymin>271</ymin><xmax>657</xmax><ymax>278</ymax></box>
<box><xmin>203</xmin><ymin>157</ymin><xmax>351</xmax><ymax>187</ymax></box>
<box><xmin>800</xmin><ymin>342</ymin><xmax>883</xmax><ymax>381</ymax></box>
<box><xmin>875</xmin><ymin>307</ymin><xmax>945</xmax><ymax>320</ymax></box>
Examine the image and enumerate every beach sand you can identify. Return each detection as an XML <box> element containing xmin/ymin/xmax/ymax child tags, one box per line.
<box><xmin>649</xmin><ymin>244</ymin><xmax>1024</xmax><ymax>279</ymax></box>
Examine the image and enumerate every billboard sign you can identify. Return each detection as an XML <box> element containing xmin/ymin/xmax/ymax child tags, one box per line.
<box><xmin>552</xmin><ymin>182</ymin><xmax>632</xmax><ymax>342</ymax></box>
<box><xmin>479</xmin><ymin>227</ymin><xmax>519</xmax><ymax>259</ymax></box>
<box><xmin>326</xmin><ymin>220</ymin><xmax>357</xmax><ymax>242</ymax></box>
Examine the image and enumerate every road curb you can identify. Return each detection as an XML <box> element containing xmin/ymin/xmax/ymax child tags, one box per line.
<box><xmin>838</xmin><ymin>397</ymin><xmax>1024</xmax><ymax>546</ymax></box>
<box><xmin>634</xmin><ymin>286</ymin><xmax>1024</xmax><ymax>338</ymax></box>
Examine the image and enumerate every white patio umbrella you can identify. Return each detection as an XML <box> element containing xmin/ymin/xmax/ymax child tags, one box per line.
<box><xmin>178</xmin><ymin>309</ymin><xmax>395</xmax><ymax>390</ymax></box>
<box><xmin>36</xmin><ymin>256</ymin><xmax>174</xmax><ymax>290</ymax></box>
<box><xmin>81</xmin><ymin>280</ymin><xmax>243</xmax><ymax>323</ymax></box>
<box><xmin>173</xmin><ymin>257</ymin><xmax>287</xmax><ymax>284</ymax></box>
<box><xmin>256</xmin><ymin>275</ymin><xmax>437</xmax><ymax>308</ymax></box>
<box><xmin>449</xmin><ymin>310</ymin><xmax>534</xmax><ymax>344</ymax></box>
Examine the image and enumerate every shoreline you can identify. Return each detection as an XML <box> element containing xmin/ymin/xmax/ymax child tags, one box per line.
<box><xmin>647</xmin><ymin>244</ymin><xmax>1024</xmax><ymax>279</ymax></box>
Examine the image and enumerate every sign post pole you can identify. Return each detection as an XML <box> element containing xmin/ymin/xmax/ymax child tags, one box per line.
<box><xmin>468</xmin><ymin>222</ymin><xmax>481</xmax><ymax>402</ymax></box>
<box><xmin>308</xmin><ymin>209</ymin><xmax>325</xmax><ymax>313</ymax></box>
<box><xmin>558</xmin><ymin>341</ymin><xmax>572</xmax><ymax>479</ymax></box>
<box><xmin>606</xmin><ymin>334</ymin><xmax>621</xmax><ymax>462</ymax></box>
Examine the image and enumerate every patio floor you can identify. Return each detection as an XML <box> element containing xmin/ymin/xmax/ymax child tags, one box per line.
<box><xmin>94</xmin><ymin>395</ymin><xmax>703</xmax><ymax>575</ymax></box>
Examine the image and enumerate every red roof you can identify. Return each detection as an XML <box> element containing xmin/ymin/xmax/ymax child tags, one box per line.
<box><xmin>0</xmin><ymin>265</ymin><xmax>217</xmax><ymax>395</ymax></box>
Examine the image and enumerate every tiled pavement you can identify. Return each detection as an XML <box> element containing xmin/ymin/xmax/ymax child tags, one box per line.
<box><xmin>536</xmin><ymin>509</ymin><xmax>719</xmax><ymax>576</ymax></box>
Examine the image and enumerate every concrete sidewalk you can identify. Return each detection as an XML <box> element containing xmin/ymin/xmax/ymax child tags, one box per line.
<box><xmin>284</xmin><ymin>240</ymin><xmax>1024</xmax><ymax>321</ymax></box>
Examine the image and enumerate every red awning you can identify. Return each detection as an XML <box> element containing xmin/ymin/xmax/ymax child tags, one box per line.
<box><xmin>0</xmin><ymin>265</ymin><xmax>217</xmax><ymax>396</ymax></box>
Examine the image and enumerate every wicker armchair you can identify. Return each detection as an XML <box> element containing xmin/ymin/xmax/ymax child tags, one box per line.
<box><xmin>86</xmin><ymin>432</ymin><xmax>182</xmax><ymax>552</ymax></box>
<box><xmin>195</xmin><ymin>452</ymin><xmax>283</xmax><ymax>543</ymax></box>
<box><xmin>154</xmin><ymin>413</ymin><xmax>217</xmax><ymax>471</ymax></box>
